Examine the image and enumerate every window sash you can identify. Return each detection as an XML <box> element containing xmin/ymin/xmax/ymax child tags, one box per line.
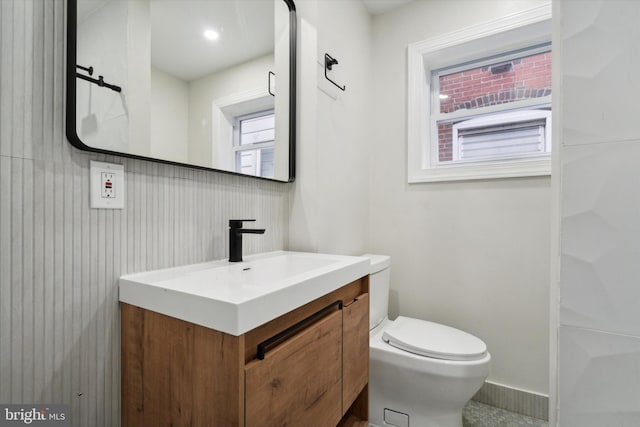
<box><xmin>431</xmin><ymin>105</ymin><xmax>551</xmax><ymax>166</ymax></box>
<box><xmin>233</xmin><ymin>110</ymin><xmax>275</xmax><ymax>178</ymax></box>
<box><xmin>236</xmin><ymin>147</ymin><xmax>275</xmax><ymax>177</ymax></box>
<box><xmin>430</xmin><ymin>44</ymin><xmax>551</xmax><ymax>116</ymax></box>
<box><xmin>234</xmin><ymin>110</ymin><xmax>275</xmax><ymax>149</ymax></box>
<box><xmin>239</xmin><ymin>114</ymin><xmax>276</xmax><ymax>146</ymax></box>
<box><xmin>433</xmin><ymin>43</ymin><xmax>551</xmax><ymax>79</ymax></box>
<box><xmin>431</xmin><ymin>96</ymin><xmax>551</xmax><ymax>124</ymax></box>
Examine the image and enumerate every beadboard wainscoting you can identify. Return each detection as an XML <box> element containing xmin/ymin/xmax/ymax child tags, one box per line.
<box><xmin>0</xmin><ymin>1</ymin><xmax>290</xmax><ymax>426</ymax></box>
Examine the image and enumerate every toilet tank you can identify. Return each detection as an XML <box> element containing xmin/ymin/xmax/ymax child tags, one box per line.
<box><xmin>361</xmin><ymin>254</ymin><xmax>391</xmax><ymax>330</ymax></box>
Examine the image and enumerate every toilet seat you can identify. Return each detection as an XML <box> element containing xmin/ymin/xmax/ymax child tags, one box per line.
<box><xmin>382</xmin><ymin>316</ymin><xmax>487</xmax><ymax>361</ymax></box>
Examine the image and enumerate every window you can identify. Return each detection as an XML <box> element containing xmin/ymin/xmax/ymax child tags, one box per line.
<box><xmin>434</xmin><ymin>47</ymin><xmax>551</xmax><ymax>165</ymax></box>
<box><xmin>407</xmin><ymin>4</ymin><xmax>552</xmax><ymax>182</ymax></box>
<box><xmin>234</xmin><ymin>111</ymin><xmax>275</xmax><ymax>178</ymax></box>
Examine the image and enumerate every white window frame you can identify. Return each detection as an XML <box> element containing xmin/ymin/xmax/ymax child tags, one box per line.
<box><xmin>407</xmin><ymin>4</ymin><xmax>552</xmax><ymax>183</ymax></box>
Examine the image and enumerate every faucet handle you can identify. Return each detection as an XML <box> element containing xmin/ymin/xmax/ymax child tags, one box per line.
<box><xmin>229</xmin><ymin>219</ymin><xmax>256</xmax><ymax>228</ymax></box>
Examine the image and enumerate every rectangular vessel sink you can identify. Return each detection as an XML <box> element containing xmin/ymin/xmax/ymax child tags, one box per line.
<box><xmin>119</xmin><ymin>251</ymin><xmax>369</xmax><ymax>335</ymax></box>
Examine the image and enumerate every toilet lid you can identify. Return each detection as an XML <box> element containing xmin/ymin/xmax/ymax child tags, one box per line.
<box><xmin>382</xmin><ymin>316</ymin><xmax>488</xmax><ymax>361</ymax></box>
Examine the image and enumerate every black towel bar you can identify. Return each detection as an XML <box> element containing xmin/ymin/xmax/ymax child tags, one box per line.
<box><xmin>76</xmin><ymin>68</ymin><xmax>121</xmax><ymax>93</ymax></box>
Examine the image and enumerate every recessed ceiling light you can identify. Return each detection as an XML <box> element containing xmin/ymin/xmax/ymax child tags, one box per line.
<box><xmin>204</xmin><ymin>29</ymin><xmax>219</xmax><ymax>41</ymax></box>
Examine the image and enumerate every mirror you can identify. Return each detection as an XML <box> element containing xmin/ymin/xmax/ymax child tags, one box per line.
<box><xmin>66</xmin><ymin>0</ymin><xmax>296</xmax><ymax>182</ymax></box>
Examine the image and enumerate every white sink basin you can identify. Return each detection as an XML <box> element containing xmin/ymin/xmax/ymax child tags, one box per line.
<box><xmin>119</xmin><ymin>251</ymin><xmax>369</xmax><ymax>335</ymax></box>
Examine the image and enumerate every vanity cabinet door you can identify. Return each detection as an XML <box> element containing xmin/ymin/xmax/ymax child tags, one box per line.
<box><xmin>245</xmin><ymin>309</ymin><xmax>343</xmax><ymax>427</ymax></box>
<box><xmin>342</xmin><ymin>293</ymin><xmax>369</xmax><ymax>415</ymax></box>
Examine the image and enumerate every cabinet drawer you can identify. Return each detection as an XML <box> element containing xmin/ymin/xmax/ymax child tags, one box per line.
<box><xmin>342</xmin><ymin>293</ymin><xmax>369</xmax><ymax>414</ymax></box>
<box><xmin>245</xmin><ymin>309</ymin><xmax>343</xmax><ymax>427</ymax></box>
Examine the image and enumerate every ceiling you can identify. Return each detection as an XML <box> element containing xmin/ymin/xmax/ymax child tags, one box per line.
<box><xmin>151</xmin><ymin>0</ymin><xmax>276</xmax><ymax>81</ymax></box>
<box><xmin>362</xmin><ymin>0</ymin><xmax>414</xmax><ymax>15</ymax></box>
<box><xmin>78</xmin><ymin>0</ymin><xmax>279</xmax><ymax>82</ymax></box>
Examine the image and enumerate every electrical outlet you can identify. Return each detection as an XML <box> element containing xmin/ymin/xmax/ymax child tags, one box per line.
<box><xmin>90</xmin><ymin>161</ymin><xmax>125</xmax><ymax>209</ymax></box>
<box><xmin>102</xmin><ymin>172</ymin><xmax>115</xmax><ymax>198</ymax></box>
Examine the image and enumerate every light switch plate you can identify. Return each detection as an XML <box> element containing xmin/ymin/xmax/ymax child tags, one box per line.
<box><xmin>90</xmin><ymin>160</ymin><xmax>125</xmax><ymax>209</ymax></box>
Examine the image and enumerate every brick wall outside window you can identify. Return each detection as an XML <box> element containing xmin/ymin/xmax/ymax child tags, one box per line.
<box><xmin>437</xmin><ymin>51</ymin><xmax>552</xmax><ymax>162</ymax></box>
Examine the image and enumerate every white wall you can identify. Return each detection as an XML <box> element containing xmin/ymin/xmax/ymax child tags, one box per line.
<box><xmin>150</xmin><ymin>67</ymin><xmax>189</xmax><ymax>162</ymax></box>
<box><xmin>288</xmin><ymin>0</ymin><xmax>372</xmax><ymax>255</ymax></box>
<box><xmin>556</xmin><ymin>0</ymin><xmax>640</xmax><ymax>424</ymax></box>
<box><xmin>369</xmin><ymin>0</ymin><xmax>551</xmax><ymax>395</ymax></box>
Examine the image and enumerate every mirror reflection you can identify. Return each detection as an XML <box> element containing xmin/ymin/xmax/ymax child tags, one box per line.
<box><xmin>71</xmin><ymin>0</ymin><xmax>295</xmax><ymax>181</ymax></box>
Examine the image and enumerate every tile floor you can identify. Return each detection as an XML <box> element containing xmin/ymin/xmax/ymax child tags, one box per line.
<box><xmin>463</xmin><ymin>400</ymin><xmax>549</xmax><ymax>427</ymax></box>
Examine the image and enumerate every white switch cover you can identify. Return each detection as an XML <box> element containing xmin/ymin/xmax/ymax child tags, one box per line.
<box><xmin>90</xmin><ymin>161</ymin><xmax>125</xmax><ymax>209</ymax></box>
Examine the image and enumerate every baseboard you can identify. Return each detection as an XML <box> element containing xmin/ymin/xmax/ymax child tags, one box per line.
<box><xmin>472</xmin><ymin>381</ymin><xmax>549</xmax><ymax>421</ymax></box>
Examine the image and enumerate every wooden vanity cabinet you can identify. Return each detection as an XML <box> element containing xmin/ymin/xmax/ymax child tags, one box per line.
<box><xmin>342</xmin><ymin>293</ymin><xmax>369</xmax><ymax>419</ymax></box>
<box><xmin>121</xmin><ymin>276</ymin><xmax>369</xmax><ymax>427</ymax></box>
<box><xmin>245</xmin><ymin>309</ymin><xmax>343</xmax><ymax>426</ymax></box>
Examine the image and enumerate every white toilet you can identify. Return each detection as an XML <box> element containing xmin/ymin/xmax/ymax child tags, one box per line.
<box><xmin>365</xmin><ymin>254</ymin><xmax>491</xmax><ymax>427</ymax></box>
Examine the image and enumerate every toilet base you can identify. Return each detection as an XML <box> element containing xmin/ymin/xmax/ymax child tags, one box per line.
<box><xmin>369</xmin><ymin>319</ymin><xmax>490</xmax><ymax>427</ymax></box>
<box><xmin>369</xmin><ymin>360</ymin><xmax>470</xmax><ymax>427</ymax></box>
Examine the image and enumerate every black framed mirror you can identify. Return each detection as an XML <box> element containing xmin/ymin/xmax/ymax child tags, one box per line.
<box><xmin>66</xmin><ymin>0</ymin><xmax>296</xmax><ymax>182</ymax></box>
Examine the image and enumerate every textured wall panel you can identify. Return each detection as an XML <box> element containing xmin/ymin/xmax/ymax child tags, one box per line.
<box><xmin>561</xmin><ymin>141</ymin><xmax>640</xmax><ymax>337</ymax></box>
<box><xmin>559</xmin><ymin>326</ymin><xmax>640</xmax><ymax>426</ymax></box>
<box><xmin>0</xmin><ymin>1</ymin><xmax>291</xmax><ymax>426</ymax></box>
<box><xmin>562</xmin><ymin>0</ymin><xmax>640</xmax><ymax>146</ymax></box>
<box><xmin>559</xmin><ymin>0</ymin><xmax>640</xmax><ymax>425</ymax></box>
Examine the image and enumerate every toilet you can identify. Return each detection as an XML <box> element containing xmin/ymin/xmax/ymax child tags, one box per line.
<box><xmin>365</xmin><ymin>254</ymin><xmax>491</xmax><ymax>427</ymax></box>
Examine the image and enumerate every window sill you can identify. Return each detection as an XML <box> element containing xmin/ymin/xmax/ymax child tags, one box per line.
<box><xmin>408</xmin><ymin>158</ymin><xmax>551</xmax><ymax>183</ymax></box>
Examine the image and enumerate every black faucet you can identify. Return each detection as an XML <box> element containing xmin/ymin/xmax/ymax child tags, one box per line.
<box><xmin>228</xmin><ymin>219</ymin><xmax>266</xmax><ymax>262</ymax></box>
